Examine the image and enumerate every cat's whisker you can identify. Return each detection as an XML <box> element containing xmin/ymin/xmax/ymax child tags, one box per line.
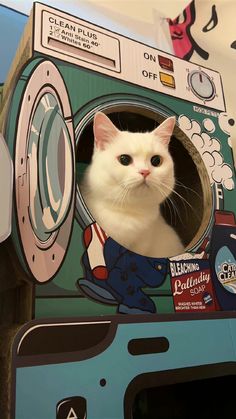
<box><xmin>174</xmin><ymin>180</ymin><xmax>202</xmax><ymax>199</ymax></box>
<box><xmin>153</xmin><ymin>177</ymin><xmax>182</xmax><ymax>226</ymax></box>
<box><xmin>121</xmin><ymin>187</ymin><xmax>131</xmax><ymax>207</ymax></box>
<box><xmin>158</xmin><ymin>179</ymin><xmax>190</xmax><ymax>222</ymax></box>
<box><xmin>166</xmin><ymin>195</ymin><xmax>185</xmax><ymax>227</ymax></box>
<box><xmin>173</xmin><ymin>181</ymin><xmax>203</xmax><ymax>222</ymax></box>
<box><xmin>160</xmin><ymin>180</ymin><xmax>191</xmax><ymax>208</ymax></box>
<box><xmin>160</xmin><ymin>180</ymin><xmax>201</xmax><ymax>222</ymax></box>
<box><xmin>158</xmin><ymin>186</ymin><xmax>175</xmax><ymax>226</ymax></box>
<box><xmin>164</xmin><ymin>194</ymin><xmax>176</xmax><ymax>226</ymax></box>
<box><xmin>112</xmin><ymin>186</ymin><xmax>130</xmax><ymax>208</ymax></box>
<box><xmin>157</xmin><ymin>183</ymin><xmax>181</xmax><ymax>227</ymax></box>
<box><xmin>122</xmin><ymin>177</ymin><xmax>141</xmax><ymax>186</ymax></box>
<box><xmin>172</xmin><ymin>190</ymin><xmax>200</xmax><ymax>222</ymax></box>
<box><xmin>147</xmin><ymin>178</ymin><xmax>168</xmax><ymax>195</ymax></box>
<box><xmin>121</xmin><ymin>178</ymin><xmax>144</xmax><ymax>191</ymax></box>
<box><xmin>111</xmin><ymin>178</ymin><xmax>143</xmax><ymax>209</ymax></box>
<box><xmin>116</xmin><ymin>182</ymin><xmax>134</xmax><ymax>207</ymax></box>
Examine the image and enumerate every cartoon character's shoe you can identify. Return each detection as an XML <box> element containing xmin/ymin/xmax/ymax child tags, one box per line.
<box><xmin>77</xmin><ymin>278</ymin><xmax>117</xmax><ymax>305</ymax></box>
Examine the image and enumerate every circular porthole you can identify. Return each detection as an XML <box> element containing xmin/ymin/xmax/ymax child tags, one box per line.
<box><xmin>14</xmin><ymin>60</ymin><xmax>75</xmax><ymax>282</ymax></box>
<box><xmin>28</xmin><ymin>92</ymin><xmax>73</xmax><ymax>241</ymax></box>
<box><xmin>75</xmin><ymin>102</ymin><xmax>212</xmax><ymax>254</ymax></box>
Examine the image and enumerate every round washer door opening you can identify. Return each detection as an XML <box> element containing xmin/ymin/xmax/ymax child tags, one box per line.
<box><xmin>76</xmin><ymin>106</ymin><xmax>212</xmax><ymax>255</ymax></box>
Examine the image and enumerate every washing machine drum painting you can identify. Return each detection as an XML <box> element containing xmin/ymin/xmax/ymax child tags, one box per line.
<box><xmin>14</xmin><ymin>60</ymin><xmax>75</xmax><ymax>282</ymax></box>
<box><xmin>13</xmin><ymin>62</ymin><xmax>198</xmax><ymax>283</ymax></box>
<box><xmin>7</xmin><ymin>53</ymin><xmax>236</xmax><ymax>316</ymax></box>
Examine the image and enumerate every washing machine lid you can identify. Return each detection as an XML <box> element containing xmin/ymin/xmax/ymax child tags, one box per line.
<box><xmin>15</xmin><ymin>60</ymin><xmax>75</xmax><ymax>283</ymax></box>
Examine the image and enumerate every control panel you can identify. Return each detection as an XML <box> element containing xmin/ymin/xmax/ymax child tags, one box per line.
<box><xmin>33</xmin><ymin>2</ymin><xmax>225</xmax><ymax>111</ymax></box>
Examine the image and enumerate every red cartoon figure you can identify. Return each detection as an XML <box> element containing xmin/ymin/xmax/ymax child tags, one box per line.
<box><xmin>168</xmin><ymin>0</ymin><xmax>209</xmax><ymax>60</ymax></box>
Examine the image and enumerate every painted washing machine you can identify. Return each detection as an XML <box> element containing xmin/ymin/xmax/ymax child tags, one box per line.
<box><xmin>2</xmin><ymin>2</ymin><xmax>236</xmax><ymax>318</ymax></box>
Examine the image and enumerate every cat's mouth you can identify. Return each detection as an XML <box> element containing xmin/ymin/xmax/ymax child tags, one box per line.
<box><xmin>122</xmin><ymin>176</ymin><xmax>153</xmax><ymax>191</ymax></box>
<box><xmin>142</xmin><ymin>179</ymin><xmax>150</xmax><ymax>186</ymax></box>
<box><xmin>137</xmin><ymin>178</ymin><xmax>151</xmax><ymax>189</ymax></box>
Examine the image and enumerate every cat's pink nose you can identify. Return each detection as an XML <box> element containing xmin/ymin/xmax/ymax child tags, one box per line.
<box><xmin>139</xmin><ymin>169</ymin><xmax>150</xmax><ymax>178</ymax></box>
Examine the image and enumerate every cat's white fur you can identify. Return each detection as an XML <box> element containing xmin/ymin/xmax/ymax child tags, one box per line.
<box><xmin>80</xmin><ymin>112</ymin><xmax>184</xmax><ymax>257</ymax></box>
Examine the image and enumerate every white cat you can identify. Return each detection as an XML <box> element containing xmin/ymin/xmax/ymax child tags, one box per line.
<box><xmin>80</xmin><ymin>112</ymin><xmax>184</xmax><ymax>258</ymax></box>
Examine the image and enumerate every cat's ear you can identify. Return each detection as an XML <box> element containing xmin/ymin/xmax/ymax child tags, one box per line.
<box><xmin>93</xmin><ymin>112</ymin><xmax>119</xmax><ymax>150</ymax></box>
<box><xmin>153</xmin><ymin>116</ymin><xmax>176</xmax><ymax>146</ymax></box>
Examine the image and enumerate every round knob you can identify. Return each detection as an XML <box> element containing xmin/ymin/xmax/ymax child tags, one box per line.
<box><xmin>188</xmin><ymin>70</ymin><xmax>216</xmax><ymax>101</ymax></box>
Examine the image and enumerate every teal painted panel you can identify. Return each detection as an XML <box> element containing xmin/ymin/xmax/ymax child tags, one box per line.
<box><xmin>14</xmin><ymin>317</ymin><xmax>236</xmax><ymax>419</ymax></box>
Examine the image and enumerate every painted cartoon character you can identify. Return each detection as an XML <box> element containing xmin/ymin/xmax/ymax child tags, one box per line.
<box><xmin>167</xmin><ymin>0</ymin><xmax>209</xmax><ymax>60</ymax></box>
<box><xmin>77</xmin><ymin>223</ymin><xmax>168</xmax><ymax>314</ymax></box>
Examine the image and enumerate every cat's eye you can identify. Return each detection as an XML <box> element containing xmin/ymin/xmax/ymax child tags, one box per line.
<box><xmin>151</xmin><ymin>155</ymin><xmax>162</xmax><ymax>167</ymax></box>
<box><xmin>118</xmin><ymin>154</ymin><xmax>133</xmax><ymax>166</ymax></box>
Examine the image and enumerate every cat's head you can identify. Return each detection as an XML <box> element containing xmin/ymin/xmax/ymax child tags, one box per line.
<box><xmin>85</xmin><ymin>112</ymin><xmax>176</xmax><ymax>206</ymax></box>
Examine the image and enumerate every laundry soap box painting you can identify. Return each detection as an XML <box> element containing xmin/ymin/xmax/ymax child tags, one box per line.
<box><xmin>0</xmin><ymin>2</ymin><xmax>236</xmax><ymax>319</ymax></box>
<box><xmin>170</xmin><ymin>258</ymin><xmax>217</xmax><ymax>312</ymax></box>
